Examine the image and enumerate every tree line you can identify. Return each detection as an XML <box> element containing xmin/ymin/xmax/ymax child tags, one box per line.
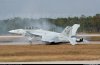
<box><xmin>48</xmin><ymin>14</ymin><xmax>100</xmax><ymax>33</ymax></box>
<box><xmin>0</xmin><ymin>14</ymin><xmax>100</xmax><ymax>34</ymax></box>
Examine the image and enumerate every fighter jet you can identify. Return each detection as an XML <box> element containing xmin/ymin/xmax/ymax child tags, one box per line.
<box><xmin>9</xmin><ymin>24</ymin><xmax>83</xmax><ymax>45</ymax></box>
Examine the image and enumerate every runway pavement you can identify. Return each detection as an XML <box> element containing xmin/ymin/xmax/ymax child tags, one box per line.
<box><xmin>77</xmin><ymin>34</ymin><xmax>100</xmax><ymax>37</ymax></box>
<box><xmin>0</xmin><ymin>34</ymin><xmax>99</xmax><ymax>45</ymax></box>
<box><xmin>0</xmin><ymin>61</ymin><xmax>100</xmax><ymax>64</ymax></box>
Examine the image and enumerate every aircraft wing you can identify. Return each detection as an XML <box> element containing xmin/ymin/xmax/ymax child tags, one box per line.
<box><xmin>25</xmin><ymin>29</ymin><xmax>59</xmax><ymax>42</ymax></box>
<box><xmin>25</xmin><ymin>31</ymin><xmax>42</xmax><ymax>38</ymax></box>
<box><xmin>25</xmin><ymin>29</ymin><xmax>54</xmax><ymax>37</ymax></box>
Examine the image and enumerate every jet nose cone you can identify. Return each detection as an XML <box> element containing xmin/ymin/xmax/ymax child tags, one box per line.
<box><xmin>8</xmin><ymin>30</ymin><xmax>14</xmax><ymax>33</ymax></box>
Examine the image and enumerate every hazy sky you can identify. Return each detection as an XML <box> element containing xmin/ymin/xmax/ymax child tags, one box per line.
<box><xmin>0</xmin><ymin>0</ymin><xmax>100</xmax><ymax>19</ymax></box>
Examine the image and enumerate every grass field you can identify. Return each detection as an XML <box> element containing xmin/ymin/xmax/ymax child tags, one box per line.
<box><xmin>0</xmin><ymin>44</ymin><xmax>100</xmax><ymax>62</ymax></box>
<box><xmin>90</xmin><ymin>36</ymin><xmax>100</xmax><ymax>41</ymax></box>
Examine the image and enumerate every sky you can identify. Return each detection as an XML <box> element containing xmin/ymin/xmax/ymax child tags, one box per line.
<box><xmin>0</xmin><ymin>0</ymin><xmax>100</xmax><ymax>19</ymax></box>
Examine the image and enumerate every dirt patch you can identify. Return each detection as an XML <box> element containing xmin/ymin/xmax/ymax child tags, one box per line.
<box><xmin>0</xmin><ymin>44</ymin><xmax>100</xmax><ymax>62</ymax></box>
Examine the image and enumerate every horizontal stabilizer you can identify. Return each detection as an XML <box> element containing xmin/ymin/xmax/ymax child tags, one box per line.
<box><xmin>68</xmin><ymin>37</ymin><xmax>77</xmax><ymax>45</ymax></box>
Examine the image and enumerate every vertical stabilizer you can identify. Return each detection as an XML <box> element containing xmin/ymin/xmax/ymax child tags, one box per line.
<box><xmin>71</xmin><ymin>24</ymin><xmax>80</xmax><ymax>36</ymax></box>
<box><xmin>62</xmin><ymin>24</ymin><xmax>80</xmax><ymax>37</ymax></box>
<box><xmin>61</xmin><ymin>24</ymin><xmax>80</xmax><ymax>45</ymax></box>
